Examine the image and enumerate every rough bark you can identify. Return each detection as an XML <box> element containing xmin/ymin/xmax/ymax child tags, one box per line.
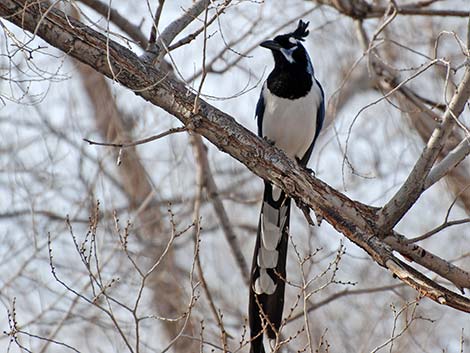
<box><xmin>1</xmin><ymin>0</ymin><xmax>469</xmax><ymax>312</ymax></box>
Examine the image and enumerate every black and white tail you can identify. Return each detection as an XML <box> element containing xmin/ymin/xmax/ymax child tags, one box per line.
<box><xmin>249</xmin><ymin>181</ymin><xmax>291</xmax><ymax>353</ymax></box>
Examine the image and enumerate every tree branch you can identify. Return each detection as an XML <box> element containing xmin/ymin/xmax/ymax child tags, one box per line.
<box><xmin>384</xmin><ymin>232</ymin><xmax>470</xmax><ymax>293</ymax></box>
<box><xmin>406</xmin><ymin>218</ymin><xmax>470</xmax><ymax>244</ymax></box>
<box><xmin>83</xmin><ymin>127</ymin><xmax>187</xmax><ymax>148</ymax></box>
<box><xmin>148</xmin><ymin>0</ymin><xmax>165</xmax><ymax>47</ymax></box>
<box><xmin>76</xmin><ymin>0</ymin><xmax>148</xmax><ymax>46</ymax></box>
<box><xmin>144</xmin><ymin>0</ymin><xmax>210</xmax><ymax>64</ymax></box>
<box><xmin>2</xmin><ymin>0</ymin><xmax>469</xmax><ymax>313</ymax></box>
<box><xmin>343</xmin><ymin>1</ymin><xmax>470</xmax><ymax>214</ymax></box>
<box><xmin>425</xmin><ymin>136</ymin><xmax>470</xmax><ymax>189</ymax></box>
<box><xmin>313</xmin><ymin>0</ymin><xmax>470</xmax><ymax>18</ymax></box>
<box><xmin>377</xmin><ymin>61</ymin><xmax>470</xmax><ymax>231</ymax></box>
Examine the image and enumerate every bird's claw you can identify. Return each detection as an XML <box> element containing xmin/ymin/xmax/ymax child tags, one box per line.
<box><xmin>263</xmin><ymin>136</ymin><xmax>275</xmax><ymax>146</ymax></box>
<box><xmin>295</xmin><ymin>157</ymin><xmax>316</xmax><ymax>176</ymax></box>
<box><xmin>304</xmin><ymin>166</ymin><xmax>315</xmax><ymax>176</ymax></box>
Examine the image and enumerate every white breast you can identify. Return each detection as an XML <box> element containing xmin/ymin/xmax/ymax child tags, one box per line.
<box><xmin>261</xmin><ymin>81</ymin><xmax>323</xmax><ymax>160</ymax></box>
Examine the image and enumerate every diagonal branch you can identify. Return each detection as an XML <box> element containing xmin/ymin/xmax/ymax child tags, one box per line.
<box><xmin>425</xmin><ymin>136</ymin><xmax>470</xmax><ymax>189</ymax></box>
<box><xmin>1</xmin><ymin>0</ymin><xmax>470</xmax><ymax>313</ymax></box>
<box><xmin>384</xmin><ymin>232</ymin><xmax>470</xmax><ymax>293</ymax></box>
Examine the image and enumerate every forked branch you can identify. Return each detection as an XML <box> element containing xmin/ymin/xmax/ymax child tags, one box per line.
<box><xmin>1</xmin><ymin>0</ymin><xmax>469</xmax><ymax>313</ymax></box>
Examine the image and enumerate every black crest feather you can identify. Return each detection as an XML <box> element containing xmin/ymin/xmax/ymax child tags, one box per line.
<box><xmin>291</xmin><ymin>20</ymin><xmax>309</xmax><ymax>41</ymax></box>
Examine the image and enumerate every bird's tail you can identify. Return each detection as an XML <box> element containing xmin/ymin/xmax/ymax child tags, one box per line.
<box><xmin>249</xmin><ymin>181</ymin><xmax>291</xmax><ymax>353</ymax></box>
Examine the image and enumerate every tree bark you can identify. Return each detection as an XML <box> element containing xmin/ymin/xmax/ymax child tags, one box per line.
<box><xmin>1</xmin><ymin>0</ymin><xmax>469</xmax><ymax>312</ymax></box>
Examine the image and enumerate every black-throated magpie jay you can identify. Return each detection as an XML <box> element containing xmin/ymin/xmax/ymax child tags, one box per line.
<box><xmin>249</xmin><ymin>20</ymin><xmax>325</xmax><ymax>353</ymax></box>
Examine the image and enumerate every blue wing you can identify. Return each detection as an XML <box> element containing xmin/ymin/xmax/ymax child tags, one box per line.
<box><xmin>255</xmin><ymin>90</ymin><xmax>265</xmax><ymax>137</ymax></box>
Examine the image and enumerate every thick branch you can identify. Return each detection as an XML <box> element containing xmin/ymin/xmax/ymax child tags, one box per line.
<box><xmin>384</xmin><ymin>232</ymin><xmax>470</xmax><ymax>293</ymax></box>
<box><xmin>1</xmin><ymin>0</ymin><xmax>469</xmax><ymax>312</ymax></box>
<box><xmin>390</xmin><ymin>85</ymin><xmax>470</xmax><ymax>200</ymax></box>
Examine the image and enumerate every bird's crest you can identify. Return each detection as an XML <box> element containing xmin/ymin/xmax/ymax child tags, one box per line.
<box><xmin>291</xmin><ymin>20</ymin><xmax>309</xmax><ymax>41</ymax></box>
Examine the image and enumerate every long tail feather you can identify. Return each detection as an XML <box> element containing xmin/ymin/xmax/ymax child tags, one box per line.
<box><xmin>249</xmin><ymin>182</ymin><xmax>291</xmax><ymax>353</ymax></box>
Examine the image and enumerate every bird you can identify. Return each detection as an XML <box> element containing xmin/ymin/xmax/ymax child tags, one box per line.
<box><xmin>249</xmin><ymin>20</ymin><xmax>325</xmax><ymax>353</ymax></box>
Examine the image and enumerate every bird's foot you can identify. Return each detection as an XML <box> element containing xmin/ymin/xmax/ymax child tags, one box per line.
<box><xmin>295</xmin><ymin>157</ymin><xmax>316</xmax><ymax>176</ymax></box>
<box><xmin>263</xmin><ymin>136</ymin><xmax>275</xmax><ymax>146</ymax></box>
<box><xmin>304</xmin><ymin>166</ymin><xmax>315</xmax><ymax>176</ymax></box>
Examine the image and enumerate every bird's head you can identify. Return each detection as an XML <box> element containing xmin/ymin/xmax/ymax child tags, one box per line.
<box><xmin>260</xmin><ymin>20</ymin><xmax>311</xmax><ymax>69</ymax></box>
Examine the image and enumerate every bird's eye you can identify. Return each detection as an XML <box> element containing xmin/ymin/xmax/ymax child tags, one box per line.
<box><xmin>288</xmin><ymin>37</ymin><xmax>298</xmax><ymax>45</ymax></box>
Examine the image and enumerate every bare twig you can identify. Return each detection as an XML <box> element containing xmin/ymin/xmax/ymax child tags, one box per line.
<box><xmin>369</xmin><ymin>7</ymin><xmax>470</xmax><ymax>18</ymax></box>
<box><xmin>167</xmin><ymin>0</ymin><xmax>232</xmax><ymax>53</ymax></box>
<box><xmin>145</xmin><ymin>0</ymin><xmax>210</xmax><ymax>64</ymax></box>
<box><xmin>406</xmin><ymin>218</ymin><xmax>470</xmax><ymax>244</ymax></box>
<box><xmin>76</xmin><ymin>0</ymin><xmax>147</xmax><ymax>46</ymax></box>
<box><xmin>370</xmin><ymin>300</ymin><xmax>422</xmax><ymax>353</ymax></box>
<box><xmin>193</xmin><ymin>3</ymin><xmax>210</xmax><ymax>113</ymax></box>
<box><xmin>83</xmin><ymin>126</ymin><xmax>187</xmax><ymax>148</ymax></box>
<box><xmin>148</xmin><ymin>0</ymin><xmax>165</xmax><ymax>47</ymax></box>
<box><xmin>288</xmin><ymin>283</ymin><xmax>404</xmax><ymax>323</ymax></box>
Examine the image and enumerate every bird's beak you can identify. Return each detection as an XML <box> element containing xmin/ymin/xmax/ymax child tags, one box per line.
<box><xmin>260</xmin><ymin>40</ymin><xmax>282</xmax><ymax>51</ymax></box>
